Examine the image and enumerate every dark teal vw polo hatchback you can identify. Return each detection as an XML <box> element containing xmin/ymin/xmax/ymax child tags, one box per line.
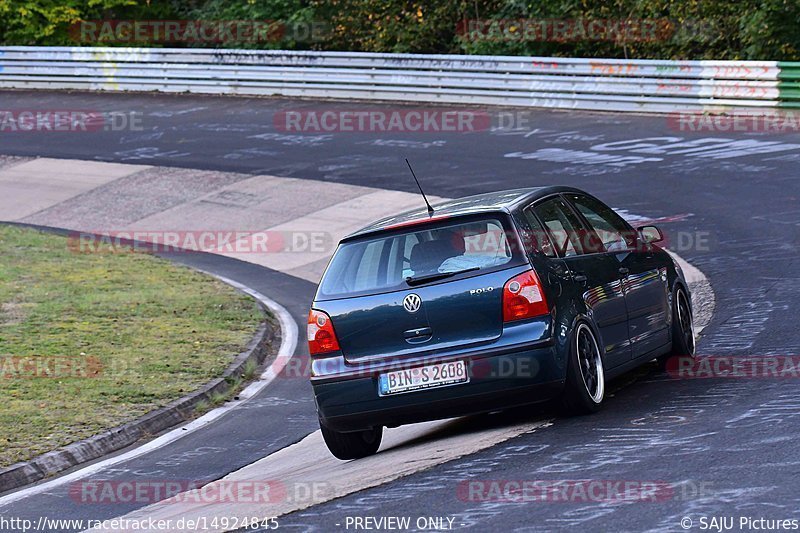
<box><xmin>308</xmin><ymin>187</ymin><xmax>695</xmax><ymax>459</ymax></box>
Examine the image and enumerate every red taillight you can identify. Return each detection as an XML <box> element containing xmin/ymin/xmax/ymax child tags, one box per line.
<box><xmin>503</xmin><ymin>270</ymin><xmax>549</xmax><ymax>322</ymax></box>
<box><xmin>307</xmin><ymin>309</ymin><xmax>340</xmax><ymax>355</ymax></box>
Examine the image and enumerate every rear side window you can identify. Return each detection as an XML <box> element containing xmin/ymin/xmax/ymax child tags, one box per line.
<box><xmin>520</xmin><ymin>208</ymin><xmax>556</xmax><ymax>258</ymax></box>
<box><xmin>318</xmin><ymin>216</ymin><xmax>520</xmax><ymax>298</ymax></box>
<box><xmin>532</xmin><ymin>197</ymin><xmax>589</xmax><ymax>257</ymax></box>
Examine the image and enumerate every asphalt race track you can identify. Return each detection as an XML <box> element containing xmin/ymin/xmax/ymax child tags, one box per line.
<box><xmin>0</xmin><ymin>90</ymin><xmax>798</xmax><ymax>532</ymax></box>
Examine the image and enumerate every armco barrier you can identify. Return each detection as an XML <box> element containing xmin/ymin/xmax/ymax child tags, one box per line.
<box><xmin>778</xmin><ymin>62</ymin><xmax>800</xmax><ymax>106</ymax></box>
<box><xmin>0</xmin><ymin>46</ymin><xmax>796</xmax><ymax>112</ymax></box>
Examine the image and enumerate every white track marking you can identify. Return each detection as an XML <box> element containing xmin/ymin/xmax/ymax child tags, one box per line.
<box><xmin>0</xmin><ymin>279</ymin><xmax>298</xmax><ymax>508</ymax></box>
<box><xmin>86</xmin><ymin>419</ymin><xmax>553</xmax><ymax>532</ymax></box>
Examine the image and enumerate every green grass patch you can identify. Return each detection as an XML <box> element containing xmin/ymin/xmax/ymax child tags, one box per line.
<box><xmin>0</xmin><ymin>225</ymin><xmax>264</xmax><ymax>468</ymax></box>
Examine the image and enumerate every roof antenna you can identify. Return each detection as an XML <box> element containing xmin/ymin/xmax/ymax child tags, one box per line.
<box><xmin>405</xmin><ymin>158</ymin><xmax>434</xmax><ymax>216</ymax></box>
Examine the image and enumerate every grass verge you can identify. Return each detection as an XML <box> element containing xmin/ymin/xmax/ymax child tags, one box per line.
<box><xmin>0</xmin><ymin>225</ymin><xmax>264</xmax><ymax>468</ymax></box>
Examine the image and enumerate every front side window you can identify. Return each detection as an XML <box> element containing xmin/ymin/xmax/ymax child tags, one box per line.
<box><xmin>566</xmin><ymin>194</ymin><xmax>636</xmax><ymax>252</ymax></box>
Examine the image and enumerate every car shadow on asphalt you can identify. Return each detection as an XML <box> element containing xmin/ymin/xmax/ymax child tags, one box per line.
<box><xmin>384</xmin><ymin>359</ymin><xmax>670</xmax><ymax>452</ymax></box>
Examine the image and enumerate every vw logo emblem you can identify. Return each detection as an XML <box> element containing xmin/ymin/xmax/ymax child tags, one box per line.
<box><xmin>403</xmin><ymin>293</ymin><xmax>421</xmax><ymax>313</ymax></box>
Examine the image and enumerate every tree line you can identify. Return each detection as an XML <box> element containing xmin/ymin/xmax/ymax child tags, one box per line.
<box><xmin>1</xmin><ymin>0</ymin><xmax>798</xmax><ymax>60</ymax></box>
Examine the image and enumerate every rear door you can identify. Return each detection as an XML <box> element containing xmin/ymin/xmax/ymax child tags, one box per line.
<box><xmin>516</xmin><ymin>205</ymin><xmax>573</xmax><ymax>311</ymax></box>
<box><xmin>529</xmin><ymin>196</ymin><xmax>631</xmax><ymax>370</ymax></box>
<box><xmin>564</xmin><ymin>193</ymin><xmax>671</xmax><ymax>359</ymax></box>
<box><xmin>315</xmin><ymin>214</ymin><xmax>526</xmax><ymax>363</ymax></box>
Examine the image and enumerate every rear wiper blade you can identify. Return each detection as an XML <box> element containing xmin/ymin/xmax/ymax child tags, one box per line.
<box><xmin>405</xmin><ymin>267</ymin><xmax>479</xmax><ymax>286</ymax></box>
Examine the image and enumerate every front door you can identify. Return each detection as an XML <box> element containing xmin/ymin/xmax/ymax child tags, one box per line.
<box><xmin>529</xmin><ymin>196</ymin><xmax>631</xmax><ymax>370</ymax></box>
<box><xmin>564</xmin><ymin>192</ymin><xmax>670</xmax><ymax>360</ymax></box>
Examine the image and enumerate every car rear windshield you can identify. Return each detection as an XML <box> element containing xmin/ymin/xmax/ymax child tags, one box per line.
<box><xmin>317</xmin><ymin>215</ymin><xmax>523</xmax><ymax>299</ymax></box>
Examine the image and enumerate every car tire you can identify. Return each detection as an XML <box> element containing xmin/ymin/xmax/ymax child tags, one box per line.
<box><xmin>658</xmin><ymin>287</ymin><xmax>695</xmax><ymax>369</ymax></box>
<box><xmin>319</xmin><ymin>420</ymin><xmax>382</xmax><ymax>460</ymax></box>
<box><xmin>561</xmin><ymin>322</ymin><xmax>605</xmax><ymax>415</ymax></box>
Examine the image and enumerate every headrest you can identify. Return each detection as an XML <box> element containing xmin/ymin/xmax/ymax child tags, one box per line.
<box><xmin>409</xmin><ymin>231</ymin><xmax>465</xmax><ymax>273</ymax></box>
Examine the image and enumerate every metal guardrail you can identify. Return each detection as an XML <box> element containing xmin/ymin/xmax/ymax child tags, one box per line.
<box><xmin>0</xmin><ymin>46</ymin><xmax>797</xmax><ymax>112</ymax></box>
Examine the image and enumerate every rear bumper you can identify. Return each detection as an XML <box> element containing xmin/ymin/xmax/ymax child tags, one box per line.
<box><xmin>313</xmin><ymin>343</ymin><xmax>565</xmax><ymax>432</ymax></box>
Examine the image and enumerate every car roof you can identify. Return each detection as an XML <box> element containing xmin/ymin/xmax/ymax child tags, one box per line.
<box><xmin>343</xmin><ymin>185</ymin><xmax>586</xmax><ymax>241</ymax></box>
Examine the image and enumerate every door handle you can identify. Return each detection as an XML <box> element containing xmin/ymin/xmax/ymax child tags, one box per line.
<box><xmin>618</xmin><ymin>267</ymin><xmax>630</xmax><ymax>276</ymax></box>
<box><xmin>573</xmin><ymin>273</ymin><xmax>587</xmax><ymax>283</ymax></box>
<box><xmin>404</xmin><ymin>327</ymin><xmax>432</xmax><ymax>339</ymax></box>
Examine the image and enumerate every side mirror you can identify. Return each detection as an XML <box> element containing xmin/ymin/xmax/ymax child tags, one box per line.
<box><xmin>637</xmin><ymin>225</ymin><xmax>664</xmax><ymax>245</ymax></box>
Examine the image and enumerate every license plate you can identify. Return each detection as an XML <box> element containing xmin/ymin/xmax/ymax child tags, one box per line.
<box><xmin>379</xmin><ymin>360</ymin><xmax>468</xmax><ymax>396</ymax></box>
